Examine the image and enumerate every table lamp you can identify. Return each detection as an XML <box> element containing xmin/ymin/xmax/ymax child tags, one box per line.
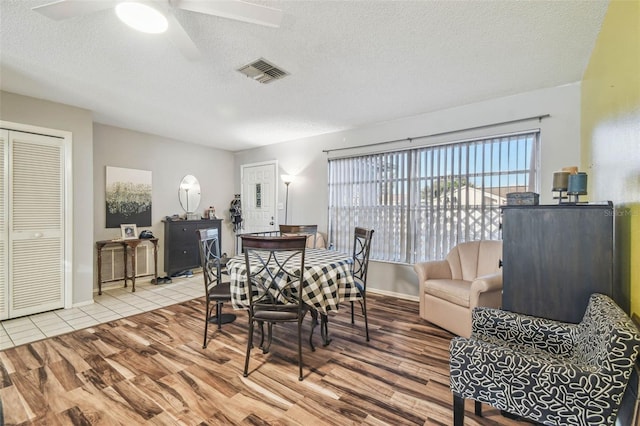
<box><xmin>567</xmin><ymin>172</ymin><xmax>587</xmax><ymax>203</ymax></box>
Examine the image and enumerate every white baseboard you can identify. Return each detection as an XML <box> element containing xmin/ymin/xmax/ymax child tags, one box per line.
<box><xmin>367</xmin><ymin>288</ymin><xmax>419</xmax><ymax>302</ymax></box>
<box><xmin>72</xmin><ymin>299</ymin><xmax>94</xmax><ymax>308</ymax></box>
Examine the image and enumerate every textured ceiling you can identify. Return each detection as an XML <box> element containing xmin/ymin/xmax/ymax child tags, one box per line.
<box><xmin>0</xmin><ymin>0</ymin><xmax>609</xmax><ymax>151</ymax></box>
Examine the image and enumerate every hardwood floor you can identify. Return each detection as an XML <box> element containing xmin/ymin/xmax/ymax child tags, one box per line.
<box><xmin>0</xmin><ymin>294</ymin><xmax>524</xmax><ymax>425</ymax></box>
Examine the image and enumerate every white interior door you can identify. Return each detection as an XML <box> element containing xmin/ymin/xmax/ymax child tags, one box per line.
<box><xmin>7</xmin><ymin>130</ymin><xmax>66</xmax><ymax>318</ymax></box>
<box><xmin>241</xmin><ymin>161</ymin><xmax>278</xmax><ymax>234</ymax></box>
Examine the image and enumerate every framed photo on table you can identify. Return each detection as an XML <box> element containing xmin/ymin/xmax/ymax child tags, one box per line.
<box><xmin>121</xmin><ymin>224</ymin><xmax>138</xmax><ymax>240</ymax></box>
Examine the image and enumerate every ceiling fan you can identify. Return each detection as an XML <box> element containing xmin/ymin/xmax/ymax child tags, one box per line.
<box><xmin>32</xmin><ymin>0</ymin><xmax>283</xmax><ymax>60</ymax></box>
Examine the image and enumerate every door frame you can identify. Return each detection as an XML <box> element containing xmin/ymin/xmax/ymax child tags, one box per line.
<box><xmin>0</xmin><ymin>120</ymin><xmax>73</xmax><ymax>311</ymax></box>
<box><xmin>240</xmin><ymin>160</ymin><xmax>279</xmax><ymax>233</ymax></box>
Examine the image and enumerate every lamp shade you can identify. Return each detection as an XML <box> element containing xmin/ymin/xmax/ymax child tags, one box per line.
<box><xmin>567</xmin><ymin>172</ymin><xmax>588</xmax><ymax>195</ymax></box>
<box><xmin>552</xmin><ymin>171</ymin><xmax>569</xmax><ymax>191</ymax></box>
<box><xmin>281</xmin><ymin>174</ymin><xmax>294</xmax><ymax>184</ymax></box>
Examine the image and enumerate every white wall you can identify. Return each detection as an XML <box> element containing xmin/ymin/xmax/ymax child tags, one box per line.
<box><xmin>234</xmin><ymin>83</ymin><xmax>582</xmax><ymax>298</ymax></box>
<box><xmin>0</xmin><ymin>83</ymin><xmax>583</xmax><ymax>303</ymax></box>
<box><xmin>0</xmin><ymin>91</ymin><xmax>239</xmax><ymax>303</ymax></box>
<box><xmin>93</xmin><ymin>124</ymin><xmax>237</xmax><ymax>282</ymax></box>
<box><xmin>1</xmin><ymin>90</ymin><xmax>95</xmax><ymax>305</ymax></box>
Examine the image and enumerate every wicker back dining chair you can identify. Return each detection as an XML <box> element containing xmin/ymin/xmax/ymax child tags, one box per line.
<box><xmin>241</xmin><ymin>235</ymin><xmax>309</xmax><ymax>381</ymax></box>
<box><xmin>351</xmin><ymin>227</ymin><xmax>374</xmax><ymax>341</ymax></box>
<box><xmin>279</xmin><ymin>224</ymin><xmax>318</xmax><ymax>248</ymax></box>
<box><xmin>197</xmin><ymin>228</ymin><xmax>236</xmax><ymax>349</ymax></box>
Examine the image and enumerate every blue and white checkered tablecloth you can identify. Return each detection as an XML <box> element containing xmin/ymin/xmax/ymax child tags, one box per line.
<box><xmin>227</xmin><ymin>249</ymin><xmax>360</xmax><ymax>315</ymax></box>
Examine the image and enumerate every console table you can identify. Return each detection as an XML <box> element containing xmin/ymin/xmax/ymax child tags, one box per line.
<box><xmin>96</xmin><ymin>238</ymin><xmax>158</xmax><ymax>295</ymax></box>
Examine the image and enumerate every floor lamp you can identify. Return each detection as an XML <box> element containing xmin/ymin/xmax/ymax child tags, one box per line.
<box><xmin>281</xmin><ymin>175</ymin><xmax>294</xmax><ymax>224</ymax></box>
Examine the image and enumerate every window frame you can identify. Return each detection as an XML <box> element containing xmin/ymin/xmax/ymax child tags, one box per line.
<box><xmin>327</xmin><ymin>130</ymin><xmax>540</xmax><ymax>264</ymax></box>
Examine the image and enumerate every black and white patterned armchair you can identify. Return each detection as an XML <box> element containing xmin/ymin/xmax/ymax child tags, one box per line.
<box><xmin>449</xmin><ymin>293</ymin><xmax>640</xmax><ymax>426</ymax></box>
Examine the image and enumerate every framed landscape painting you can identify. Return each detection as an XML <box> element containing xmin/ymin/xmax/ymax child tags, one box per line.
<box><xmin>106</xmin><ymin>166</ymin><xmax>152</xmax><ymax>228</ymax></box>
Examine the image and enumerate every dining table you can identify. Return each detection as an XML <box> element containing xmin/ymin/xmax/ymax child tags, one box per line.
<box><xmin>226</xmin><ymin>248</ymin><xmax>361</xmax><ymax>348</ymax></box>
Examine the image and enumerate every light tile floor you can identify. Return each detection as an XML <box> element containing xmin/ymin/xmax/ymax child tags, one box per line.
<box><xmin>0</xmin><ymin>274</ymin><xmax>204</xmax><ymax>350</ymax></box>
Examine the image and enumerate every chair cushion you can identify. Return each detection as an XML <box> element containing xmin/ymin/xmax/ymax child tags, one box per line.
<box><xmin>253</xmin><ymin>309</ymin><xmax>300</xmax><ymax>321</ymax></box>
<box><xmin>207</xmin><ymin>282</ymin><xmax>232</xmax><ymax>301</ymax></box>
<box><xmin>472</xmin><ymin>333</ymin><xmax>575</xmax><ymax>364</ymax></box>
<box><xmin>424</xmin><ymin>279</ymin><xmax>471</xmax><ymax>307</ymax></box>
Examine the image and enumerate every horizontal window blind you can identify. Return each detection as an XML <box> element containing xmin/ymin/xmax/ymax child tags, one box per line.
<box><xmin>328</xmin><ymin>131</ymin><xmax>539</xmax><ymax>263</ymax></box>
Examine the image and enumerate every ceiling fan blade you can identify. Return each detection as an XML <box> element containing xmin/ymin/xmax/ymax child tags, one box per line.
<box><xmin>32</xmin><ymin>0</ymin><xmax>117</xmax><ymax>20</ymax></box>
<box><xmin>170</xmin><ymin>0</ymin><xmax>282</xmax><ymax>28</ymax></box>
<box><xmin>165</xmin><ymin>12</ymin><xmax>202</xmax><ymax>61</ymax></box>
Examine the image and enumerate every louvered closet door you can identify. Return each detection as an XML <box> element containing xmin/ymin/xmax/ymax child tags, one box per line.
<box><xmin>8</xmin><ymin>131</ymin><xmax>65</xmax><ymax>318</ymax></box>
<box><xmin>0</xmin><ymin>130</ymin><xmax>7</xmax><ymax>319</ymax></box>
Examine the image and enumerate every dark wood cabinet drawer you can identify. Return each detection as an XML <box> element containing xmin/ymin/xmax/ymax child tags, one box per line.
<box><xmin>164</xmin><ymin>219</ymin><xmax>222</xmax><ymax>277</ymax></box>
<box><xmin>167</xmin><ymin>246</ymin><xmax>198</xmax><ymax>270</ymax></box>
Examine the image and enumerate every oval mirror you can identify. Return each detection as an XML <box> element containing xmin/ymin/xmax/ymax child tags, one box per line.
<box><xmin>178</xmin><ymin>175</ymin><xmax>201</xmax><ymax>213</ymax></box>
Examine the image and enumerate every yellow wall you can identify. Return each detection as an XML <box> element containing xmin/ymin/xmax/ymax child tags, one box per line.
<box><xmin>581</xmin><ymin>0</ymin><xmax>640</xmax><ymax>316</ymax></box>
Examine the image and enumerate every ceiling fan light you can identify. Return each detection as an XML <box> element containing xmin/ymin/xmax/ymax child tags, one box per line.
<box><xmin>115</xmin><ymin>2</ymin><xmax>168</xmax><ymax>34</ymax></box>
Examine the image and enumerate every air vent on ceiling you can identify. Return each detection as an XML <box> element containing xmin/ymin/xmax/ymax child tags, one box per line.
<box><xmin>237</xmin><ymin>58</ymin><xmax>289</xmax><ymax>84</ymax></box>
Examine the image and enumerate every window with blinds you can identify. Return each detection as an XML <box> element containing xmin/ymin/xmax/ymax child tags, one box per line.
<box><xmin>327</xmin><ymin>131</ymin><xmax>539</xmax><ymax>264</ymax></box>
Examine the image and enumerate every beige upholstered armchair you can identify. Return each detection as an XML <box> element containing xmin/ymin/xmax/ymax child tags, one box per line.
<box><xmin>413</xmin><ymin>240</ymin><xmax>502</xmax><ymax>338</ymax></box>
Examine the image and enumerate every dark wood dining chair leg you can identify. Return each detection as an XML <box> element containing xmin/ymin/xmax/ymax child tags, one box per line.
<box><xmin>349</xmin><ymin>297</ymin><xmax>369</xmax><ymax>341</ymax></box>
<box><xmin>203</xmin><ymin>301</ymin><xmax>210</xmax><ymax>349</ymax></box>
<box><xmin>243</xmin><ymin>320</ymin><xmax>254</xmax><ymax>377</ymax></box>
<box><xmin>475</xmin><ymin>400</ymin><xmax>482</xmax><ymax>416</ymax></box>
<box><xmin>297</xmin><ymin>318</ymin><xmax>303</xmax><ymax>381</ymax></box>
<box><xmin>453</xmin><ymin>394</ymin><xmax>465</xmax><ymax>426</ymax></box>
<box><xmin>216</xmin><ymin>303</ymin><xmax>223</xmax><ymax>329</ymax></box>
<box><xmin>361</xmin><ymin>296</ymin><xmax>369</xmax><ymax>341</ymax></box>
